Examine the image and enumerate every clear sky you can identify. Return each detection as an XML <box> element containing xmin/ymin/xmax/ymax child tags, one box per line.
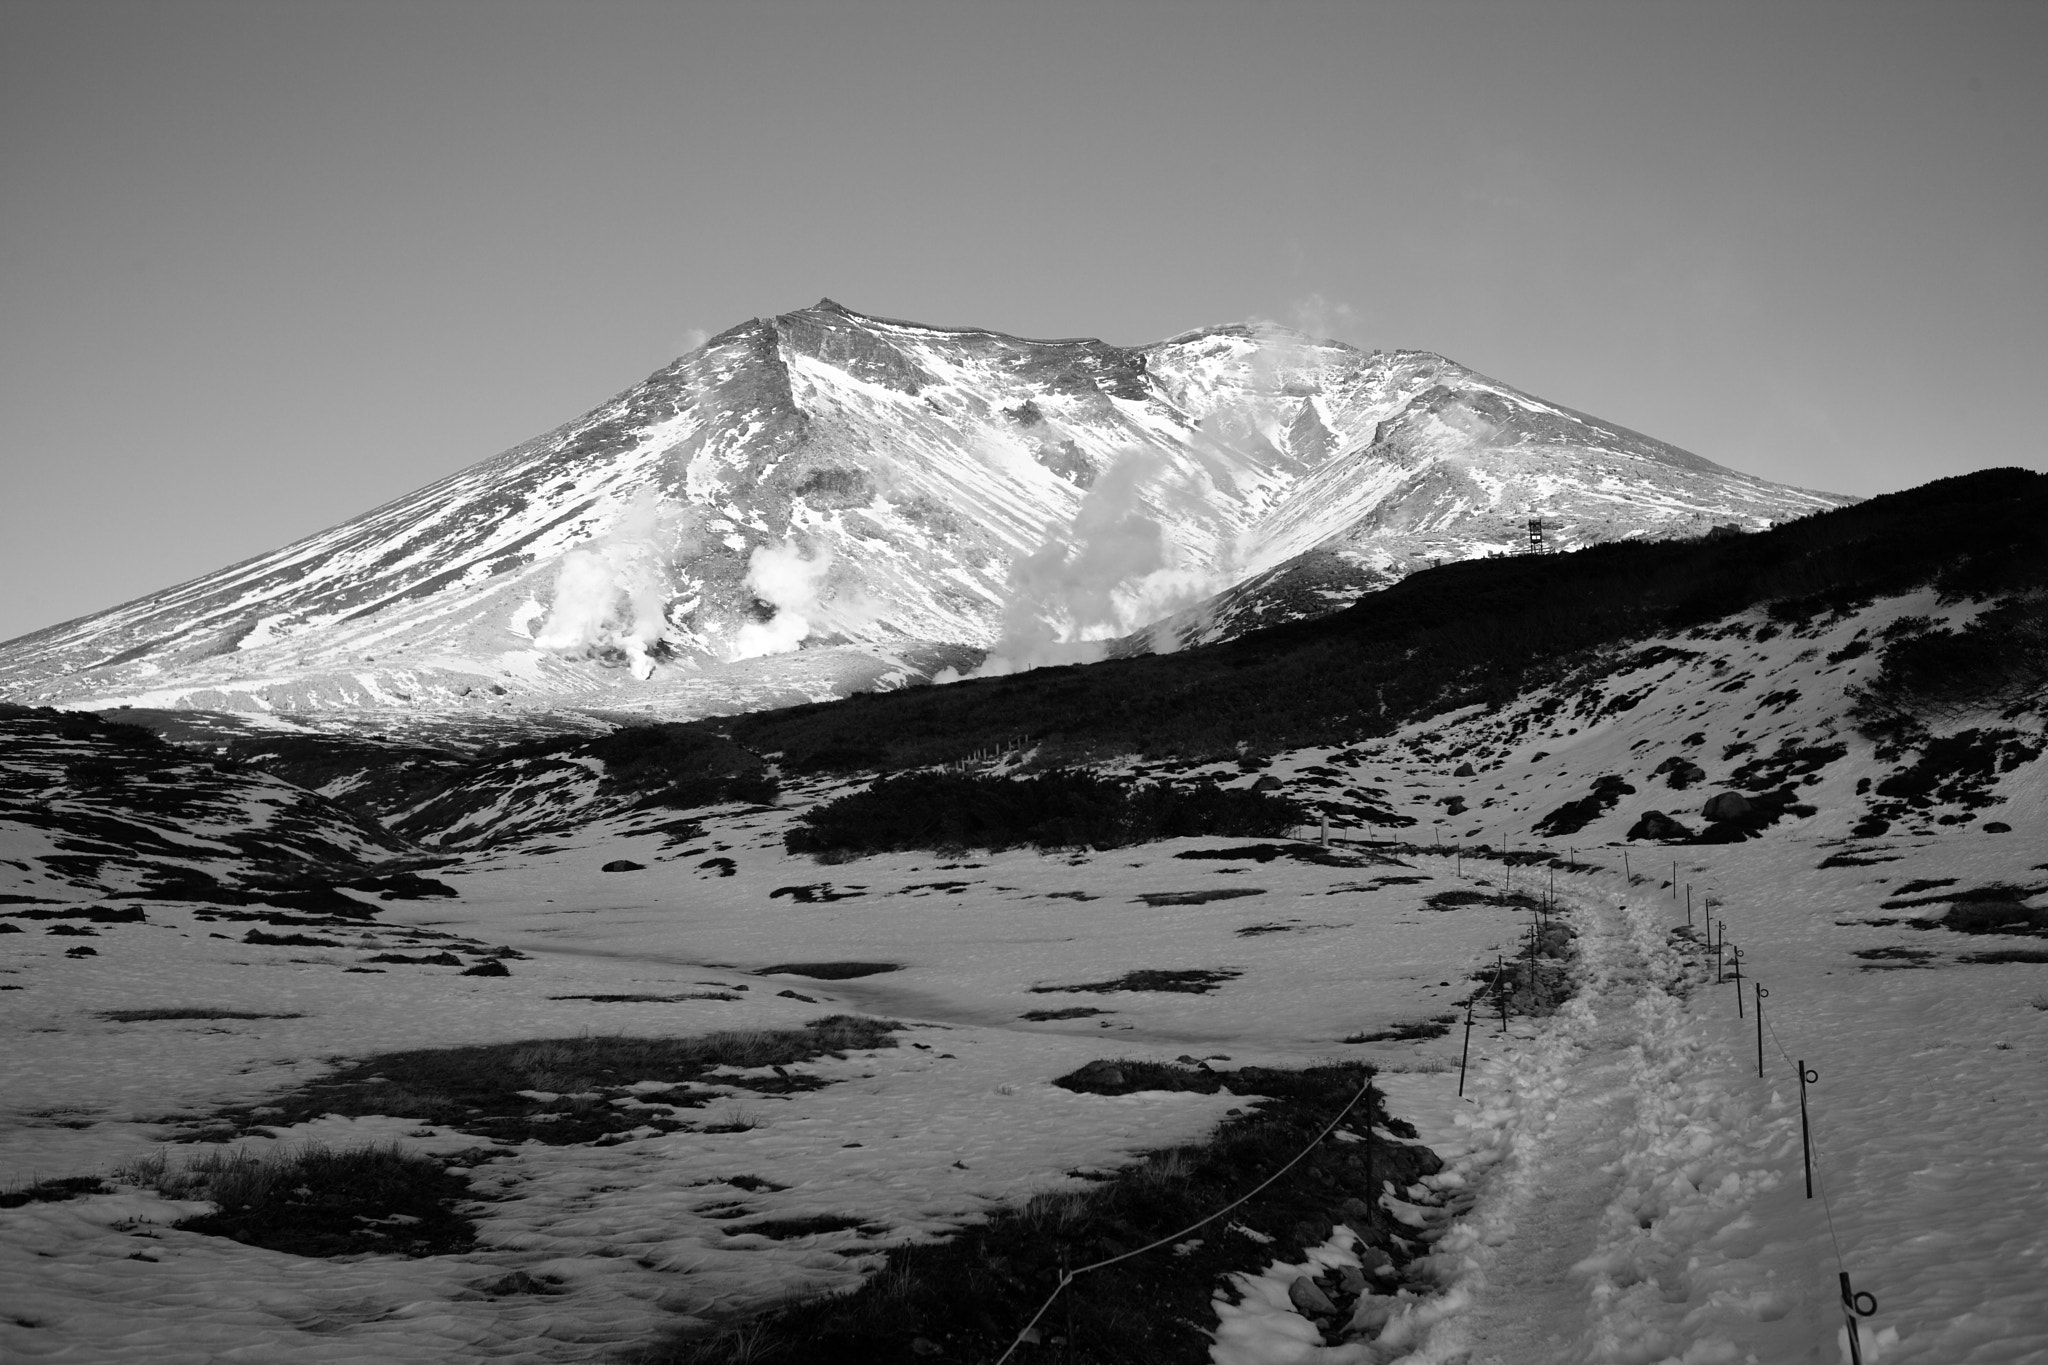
<box><xmin>3</xmin><ymin>0</ymin><xmax>2043</xmax><ymax>643</ymax></box>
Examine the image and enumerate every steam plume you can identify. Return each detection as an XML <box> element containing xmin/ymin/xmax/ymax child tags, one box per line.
<box><xmin>730</xmin><ymin>539</ymin><xmax>834</xmax><ymax>660</ymax></box>
<box><xmin>964</xmin><ymin>453</ymin><xmax>1225</xmax><ymax>678</ymax></box>
<box><xmin>533</xmin><ymin>489</ymin><xmax>696</xmax><ymax>678</ymax></box>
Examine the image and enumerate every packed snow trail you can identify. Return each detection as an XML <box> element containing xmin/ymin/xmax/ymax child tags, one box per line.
<box><xmin>1362</xmin><ymin>875</ymin><xmax>1835</xmax><ymax>1365</ymax></box>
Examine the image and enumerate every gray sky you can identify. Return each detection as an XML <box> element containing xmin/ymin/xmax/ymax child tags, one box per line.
<box><xmin>3</xmin><ymin>0</ymin><xmax>2043</xmax><ymax>643</ymax></box>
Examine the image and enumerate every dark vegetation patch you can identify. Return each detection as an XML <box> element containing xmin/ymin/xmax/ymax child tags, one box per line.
<box><xmin>785</xmin><ymin>770</ymin><xmax>1303</xmax><ymax>856</ymax></box>
<box><xmin>1019</xmin><ymin>1006</ymin><xmax>1110</xmax><ymax>1021</ymax></box>
<box><xmin>2</xmin><ymin>904</ymin><xmax>146</xmax><ymax>923</ymax></box>
<box><xmin>724</xmin><ymin>1214</ymin><xmax>884</xmax><ymax>1241</ymax></box>
<box><xmin>1344</xmin><ymin>1016</ymin><xmax>1458</xmax><ymax>1044</ymax></box>
<box><xmin>365</xmin><ymin>951</ymin><xmax>465</xmax><ymax>967</ymax></box>
<box><xmin>1028</xmin><ymin>969</ymin><xmax>1240</xmax><ymax>995</ymax></box>
<box><xmin>144</xmin><ymin>1142</ymin><xmax>478</xmax><ymax>1258</ymax></box>
<box><xmin>666</xmin><ymin>470</ymin><xmax>2048</xmax><ymax>772</ymax></box>
<box><xmin>1853</xmin><ymin>947</ymin><xmax>1937</xmax><ymax>966</ymax></box>
<box><xmin>645</xmin><ymin>1061</ymin><xmax>1442</xmax><ymax>1365</ymax></box>
<box><xmin>1858</xmin><ymin>728</ymin><xmax>2043</xmax><ymax>836</ymax></box>
<box><xmin>100</xmin><ymin>1007</ymin><xmax>305</xmax><ymax>1023</ymax></box>
<box><xmin>1895</xmin><ymin>878</ymin><xmax>1959</xmax><ymax>896</ymax></box>
<box><xmin>1957</xmin><ymin>948</ymin><xmax>2048</xmax><ymax>964</ymax></box>
<box><xmin>0</xmin><ymin>1175</ymin><xmax>106</xmax><ymax>1209</ymax></box>
<box><xmin>1853</xmin><ymin>595</ymin><xmax>2048</xmax><ymax>738</ymax></box>
<box><xmin>1531</xmin><ymin>775</ymin><xmax>1635</xmax><ymax>837</ymax></box>
<box><xmin>1818</xmin><ymin>851</ymin><xmax>1902</xmax><ymax>868</ymax></box>
<box><xmin>244</xmin><ymin>929</ymin><xmax>343</xmax><ymax>948</ymax></box>
<box><xmin>548</xmin><ymin>992</ymin><xmax>744</xmax><ymax>1003</ymax></box>
<box><xmin>768</xmin><ymin>884</ymin><xmax>864</xmax><ymax>903</ymax></box>
<box><xmin>1235</xmin><ymin>921</ymin><xmax>1334</xmax><ymax>937</ymax></box>
<box><xmin>195</xmin><ymin>1016</ymin><xmax>899</xmax><ymax>1147</ymax></box>
<box><xmin>1136</xmin><ymin>888</ymin><xmax>1267</xmax><ymax>907</ymax></box>
<box><xmin>1172</xmin><ymin>843</ymin><xmax>1372</xmax><ymax>867</ymax></box>
<box><xmin>1425</xmin><ymin>889</ymin><xmax>1540</xmax><ymax>911</ymax></box>
<box><xmin>756</xmin><ymin>962</ymin><xmax>898</xmax><ymax>980</ymax></box>
<box><xmin>1877</xmin><ymin>883</ymin><xmax>2048</xmax><ymax>938</ymax></box>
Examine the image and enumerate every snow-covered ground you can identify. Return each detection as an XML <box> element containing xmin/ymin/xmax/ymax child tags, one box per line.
<box><xmin>4</xmin><ymin>588</ymin><xmax>2043</xmax><ymax>1362</ymax></box>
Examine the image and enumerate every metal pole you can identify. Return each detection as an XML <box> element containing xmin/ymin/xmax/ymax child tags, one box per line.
<box><xmin>1686</xmin><ymin>884</ymin><xmax>1693</xmax><ymax>921</ymax></box>
<box><xmin>1799</xmin><ymin>1062</ymin><xmax>1816</xmax><ymax>1198</ymax></box>
<box><xmin>1672</xmin><ymin>860</ymin><xmax>1678</xmax><ymax>897</ymax></box>
<box><xmin>1841</xmin><ymin>1273</ymin><xmax>1864</xmax><ymax>1365</ymax></box>
<box><xmin>1732</xmin><ymin>942</ymin><xmax>1744</xmax><ymax>1016</ymax></box>
<box><xmin>1755</xmin><ymin>985</ymin><xmax>1767</xmax><ymax>1077</ymax></box>
<box><xmin>1458</xmin><ymin>996</ymin><xmax>1476</xmax><ymax>1097</ymax></box>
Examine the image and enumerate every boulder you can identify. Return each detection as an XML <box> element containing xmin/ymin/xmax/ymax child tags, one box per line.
<box><xmin>1625</xmin><ymin>810</ymin><xmax>1694</xmax><ymax>842</ymax></box>
<box><xmin>461</xmin><ymin>959</ymin><xmax>511</xmax><ymax>977</ymax></box>
<box><xmin>601</xmin><ymin>859</ymin><xmax>645</xmax><ymax>873</ymax></box>
<box><xmin>1251</xmin><ymin>775</ymin><xmax>1284</xmax><ymax>792</ymax></box>
<box><xmin>1700</xmin><ymin>791</ymin><xmax>1752</xmax><ymax>822</ymax></box>
<box><xmin>1288</xmin><ymin>1275</ymin><xmax>1339</xmax><ymax>1317</ymax></box>
<box><xmin>1453</xmin><ymin>762</ymin><xmax>1477</xmax><ymax>777</ymax></box>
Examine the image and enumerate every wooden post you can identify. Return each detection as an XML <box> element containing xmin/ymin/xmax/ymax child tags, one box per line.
<box><xmin>1623</xmin><ymin>849</ymin><xmax>1631</xmax><ymax>883</ymax></box>
<box><xmin>1686</xmin><ymin>884</ymin><xmax>1693</xmax><ymax>922</ymax></box>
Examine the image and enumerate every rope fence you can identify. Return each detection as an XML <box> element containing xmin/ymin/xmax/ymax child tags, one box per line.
<box><xmin>991</xmin><ymin>1070</ymin><xmax>1378</xmax><ymax>1365</ymax></box>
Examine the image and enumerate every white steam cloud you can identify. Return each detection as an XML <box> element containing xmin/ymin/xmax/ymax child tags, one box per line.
<box><xmin>730</xmin><ymin>540</ymin><xmax>835</xmax><ymax>660</ymax></box>
<box><xmin>959</xmin><ymin>453</ymin><xmax>1226</xmax><ymax>679</ymax></box>
<box><xmin>533</xmin><ymin>489</ymin><xmax>697</xmax><ymax>678</ymax></box>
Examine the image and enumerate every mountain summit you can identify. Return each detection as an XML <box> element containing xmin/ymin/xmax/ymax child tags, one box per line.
<box><xmin>0</xmin><ymin>301</ymin><xmax>1847</xmax><ymax>723</ymax></box>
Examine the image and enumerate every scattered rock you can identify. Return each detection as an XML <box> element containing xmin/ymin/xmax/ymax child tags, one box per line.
<box><xmin>1453</xmin><ymin>762</ymin><xmax>1477</xmax><ymax>777</ymax></box>
<box><xmin>460</xmin><ymin>959</ymin><xmax>510</xmax><ymax>977</ymax></box>
<box><xmin>1288</xmin><ymin>1275</ymin><xmax>1339</xmax><ymax>1317</ymax></box>
<box><xmin>1626</xmin><ymin>810</ymin><xmax>1695</xmax><ymax>842</ymax></box>
<box><xmin>601</xmin><ymin>859</ymin><xmax>645</xmax><ymax>873</ymax></box>
<box><xmin>911</xmin><ymin>1338</ymin><xmax>944</xmax><ymax>1357</ymax></box>
<box><xmin>481</xmin><ymin>1270</ymin><xmax>558</xmax><ymax>1296</ymax></box>
<box><xmin>1700</xmin><ymin>791</ymin><xmax>1752</xmax><ymax>822</ymax></box>
<box><xmin>1337</xmin><ymin>1265</ymin><xmax>1367</xmax><ymax>1296</ymax></box>
<box><xmin>1984</xmin><ymin>821</ymin><xmax>2011</xmax><ymax>833</ymax></box>
<box><xmin>776</xmin><ymin>989</ymin><xmax>817</xmax><ymax>1003</ymax></box>
<box><xmin>65</xmin><ymin>945</ymin><xmax>97</xmax><ymax>957</ymax></box>
<box><xmin>1250</xmin><ymin>775</ymin><xmax>1284</xmax><ymax>792</ymax></box>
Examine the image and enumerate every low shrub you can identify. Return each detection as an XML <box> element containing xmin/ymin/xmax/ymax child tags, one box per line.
<box><xmin>640</xmin><ymin>1061</ymin><xmax>1433</xmax><ymax>1365</ymax></box>
<box><xmin>785</xmin><ymin>770</ymin><xmax>1303</xmax><ymax>856</ymax></box>
<box><xmin>147</xmin><ymin>1142</ymin><xmax>478</xmax><ymax>1257</ymax></box>
<box><xmin>200</xmin><ymin>1015</ymin><xmax>900</xmax><ymax>1146</ymax></box>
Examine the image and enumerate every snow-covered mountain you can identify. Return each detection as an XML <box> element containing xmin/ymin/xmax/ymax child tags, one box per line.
<box><xmin>0</xmin><ymin>301</ymin><xmax>1846</xmax><ymax>722</ymax></box>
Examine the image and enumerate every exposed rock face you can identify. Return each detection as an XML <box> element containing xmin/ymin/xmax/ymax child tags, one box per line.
<box><xmin>0</xmin><ymin>300</ymin><xmax>1849</xmax><ymax>725</ymax></box>
<box><xmin>1701</xmin><ymin>791</ymin><xmax>1753</xmax><ymax>822</ymax></box>
<box><xmin>1627</xmin><ymin>809</ymin><xmax>1697</xmax><ymax>842</ymax></box>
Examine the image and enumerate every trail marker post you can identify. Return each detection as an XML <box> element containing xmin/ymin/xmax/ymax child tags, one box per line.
<box><xmin>1498</xmin><ymin>954</ymin><xmax>1509</xmax><ymax>1034</ymax></box>
<box><xmin>1623</xmin><ymin>850</ymin><xmax>1631</xmax><ymax>883</ymax></box>
<box><xmin>1458</xmin><ymin>994</ymin><xmax>1477</xmax><ymax>1097</ymax></box>
<box><xmin>1754</xmin><ymin>985</ymin><xmax>1768</xmax><ymax>1077</ymax></box>
<box><xmin>1672</xmin><ymin>861</ymin><xmax>1678</xmax><ymax>897</ymax></box>
<box><xmin>1839</xmin><ymin>1272</ymin><xmax>1878</xmax><ymax>1365</ymax></box>
<box><xmin>1798</xmin><ymin>1061</ymin><xmax>1818</xmax><ymax>1198</ymax></box>
<box><xmin>1686</xmin><ymin>884</ymin><xmax>1693</xmax><ymax>922</ymax></box>
<box><xmin>1731</xmin><ymin>942</ymin><xmax>1744</xmax><ymax>1015</ymax></box>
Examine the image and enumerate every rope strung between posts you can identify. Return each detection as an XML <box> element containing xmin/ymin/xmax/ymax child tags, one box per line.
<box><xmin>991</xmin><ymin>1069</ymin><xmax>1378</xmax><ymax>1365</ymax></box>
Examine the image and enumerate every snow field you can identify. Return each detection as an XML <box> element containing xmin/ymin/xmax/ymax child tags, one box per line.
<box><xmin>3</xmin><ymin>812</ymin><xmax>1528</xmax><ymax>1363</ymax></box>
